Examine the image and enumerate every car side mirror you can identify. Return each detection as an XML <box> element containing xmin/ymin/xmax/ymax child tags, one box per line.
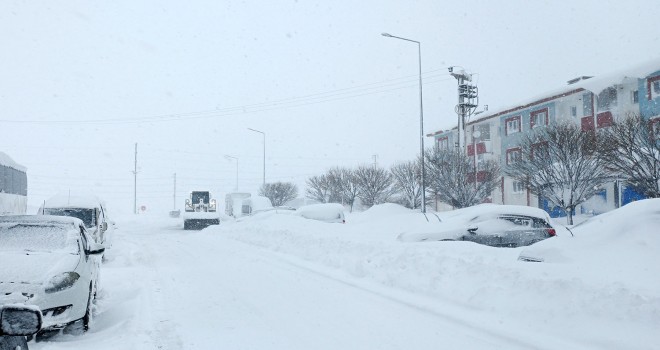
<box><xmin>102</xmin><ymin>222</ymin><xmax>108</xmax><ymax>231</ymax></box>
<box><xmin>467</xmin><ymin>225</ymin><xmax>478</xmax><ymax>234</ymax></box>
<box><xmin>86</xmin><ymin>242</ymin><xmax>106</xmax><ymax>255</ymax></box>
<box><xmin>0</xmin><ymin>305</ymin><xmax>43</xmax><ymax>336</ymax></box>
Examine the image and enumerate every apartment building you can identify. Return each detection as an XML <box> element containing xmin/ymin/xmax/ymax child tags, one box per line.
<box><xmin>428</xmin><ymin>59</ymin><xmax>660</xmax><ymax>217</ymax></box>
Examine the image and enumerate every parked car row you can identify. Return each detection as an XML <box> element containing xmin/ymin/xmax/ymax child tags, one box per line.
<box><xmin>0</xmin><ymin>193</ymin><xmax>112</xmax><ymax>341</ymax></box>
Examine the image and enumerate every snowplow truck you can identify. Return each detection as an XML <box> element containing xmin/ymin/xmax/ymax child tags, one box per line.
<box><xmin>183</xmin><ymin>191</ymin><xmax>220</xmax><ymax>230</ymax></box>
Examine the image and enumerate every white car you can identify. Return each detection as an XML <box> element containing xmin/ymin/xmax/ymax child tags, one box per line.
<box><xmin>0</xmin><ymin>215</ymin><xmax>104</xmax><ymax>333</ymax></box>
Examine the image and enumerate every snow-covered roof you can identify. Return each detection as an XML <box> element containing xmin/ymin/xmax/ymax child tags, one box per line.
<box><xmin>0</xmin><ymin>152</ymin><xmax>26</xmax><ymax>172</ymax></box>
<box><xmin>428</xmin><ymin>57</ymin><xmax>660</xmax><ymax>136</ymax></box>
<box><xmin>43</xmin><ymin>193</ymin><xmax>104</xmax><ymax>209</ymax></box>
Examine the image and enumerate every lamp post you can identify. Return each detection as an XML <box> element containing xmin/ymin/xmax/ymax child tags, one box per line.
<box><xmin>247</xmin><ymin>128</ymin><xmax>266</xmax><ymax>187</ymax></box>
<box><xmin>382</xmin><ymin>32</ymin><xmax>426</xmax><ymax>213</ymax></box>
<box><xmin>224</xmin><ymin>155</ymin><xmax>239</xmax><ymax>191</ymax></box>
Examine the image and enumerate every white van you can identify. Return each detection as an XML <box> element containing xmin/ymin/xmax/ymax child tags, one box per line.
<box><xmin>40</xmin><ymin>194</ymin><xmax>109</xmax><ymax>245</ymax></box>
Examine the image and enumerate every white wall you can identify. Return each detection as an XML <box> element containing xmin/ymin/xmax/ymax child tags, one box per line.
<box><xmin>0</xmin><ymin>192</ymin><xmax>27</xmax><ymax>215</ymax></box>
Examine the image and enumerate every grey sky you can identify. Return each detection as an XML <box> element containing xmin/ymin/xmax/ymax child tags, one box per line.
<box><xmin>1</xmin><ymin>0</ymin><xmax>657</xmax><ymax>214</ymax></box>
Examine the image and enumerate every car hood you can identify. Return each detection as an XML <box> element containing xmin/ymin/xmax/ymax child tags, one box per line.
<box><xmin>0</xmin><ymin>251</ymin><xmax>80</xmax><ymax>284</ymax></box>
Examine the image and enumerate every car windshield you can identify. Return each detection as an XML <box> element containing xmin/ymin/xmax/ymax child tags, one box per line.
<box><xmin>44</xmin><ymin>208</ymin><xmax>95</xmax><ymax>228</ymax></box>
<box><xmin>0</xmin><ymin>223</ymin><xmax>77</xmax><ymax>253</ymax></box>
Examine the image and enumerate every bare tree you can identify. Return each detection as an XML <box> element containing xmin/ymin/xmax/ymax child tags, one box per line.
<box><xmin>305</xmin><ymin>175</ymin><xmax>330</xmax><ymax>203</ymax></box>
<box><xmin>259</xmin><ymin>182</ymin><xmax>298</xmax><ymax>206</ymax></box>
<box><xmin>425</xmin><ymin>147</ymin><xmax>500</xmax><ymax>209</ymax></box>
<box><xmin>327</xmin><ymin>167</ymin><xmax>360</xmax><ymax>212</ymax></box>
<box><xmin>505</xmin><ymin>121</ymin><xmax>612</xmax><ymax>225</ymax></box>
<box><xmin>598</xmin><ymin>113</ymin><xmax>660</xmax><ymax>198</ymax></box>
<box><xmin>354</xmin><ymin>165</ymin><xmax>394</xmax><ymax>208</ymax></box>
<box><xmin>390</xmin><ymin>160</ymin><xmax>422</xmax><ymax>209</ymax></box>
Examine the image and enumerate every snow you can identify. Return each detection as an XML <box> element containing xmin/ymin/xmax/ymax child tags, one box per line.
<box><xmin>296</xmin><ymin>203</ymin><xmax>345</xmax><ymax>223</ymax></box>
<box><xmin>0</xmin><ymin>192</ymin><xmax>28</xmax><ymax>215</ymax></box>
<box><xmin>42</xmin><ymin>193</ymin><xmax>105</xmax><ymax>209</ymax></box>
<box><xmin>26</xmin><ymin>200</ymin><xmax>660</xmax><ymax>349</ymax></box>
<box><xmin>0</xmin><ymin>151</ymin><xmax>27</xmax><ymax>172</ymax></box>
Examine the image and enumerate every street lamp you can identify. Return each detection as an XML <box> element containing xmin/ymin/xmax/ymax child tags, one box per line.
<box><xmin>382</xmin><ymin>32</ymin><xmax>426</xmax><ymax>213</ymax></box>
<box><xmin>224</xmin><ymin>155</ymin><xmax>239</xmax><ymax>191</ymax></box>
<box><xmin>247</xmin><ymin>128</ymin><xmax>266</xmax><ymax>186</ymax></box>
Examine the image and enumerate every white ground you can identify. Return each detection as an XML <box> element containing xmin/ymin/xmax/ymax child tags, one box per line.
<box><xmin>30</xmin><ymin>201</ymin><xmax>660</xmax><ymax>350</ymax></box>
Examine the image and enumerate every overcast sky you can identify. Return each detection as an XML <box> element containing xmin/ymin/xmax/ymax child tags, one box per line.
<box><xmin>1</xmin><ymin>0</ymin><xmax>658</xmax><ymax>214</ymax></box>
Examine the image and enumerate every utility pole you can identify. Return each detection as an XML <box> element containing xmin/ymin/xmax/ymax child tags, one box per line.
<box><xmin>449</xmin><ymin>68</ymin><xmax>478</xmax><ymax>152</ymax></box>
<box><xmin>173</xmin><ymin>173</ymin><xmax>177</xmax><ymax>210</ymax></box>
<box><xmin>133</xmin><ymin>143</ymin><xmax>138</xmax><ymax>214</ymax></box>
<box><xmin>372</xmin><ymin>154</ymin><xmax>378</xmax><ymax>168</ymax></box>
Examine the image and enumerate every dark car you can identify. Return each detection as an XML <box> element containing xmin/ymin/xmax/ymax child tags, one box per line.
<box><xmin>398</xmin><ymin>204</ymin><xmax>556</xmax><ymax>248</ymax></box>
<box><xmin>461</xmin><ymin>214</ymin><xmax>556</xmax><ymax>247</ymax></box>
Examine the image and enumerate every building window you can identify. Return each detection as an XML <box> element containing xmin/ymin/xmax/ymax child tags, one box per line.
<box><xmin>652</xmin><ymin>119</ymin><xmax>660</xmax><ymax>140</ymax></box>
<box><xmin>530</xmin><ymin>109</ymin><xmax>548</xmax><ymax>128</ymax></box>
<box><xmin>632</xmin><ymin>90</ymin><xmax>639</xmax><ymax>104</ymax></box>
<box><xmin>505</xmin><ymin>116</ymin><xmax>521</xmax><ymax>135</ymax></box>
<box><xmin>570</xmin><ymin>106</ymin><xmax>577</xmax><ymax>117</ymax></box>
<box><xmin>437</xmin><ymin>137</ymin><xmax>449</xmax><ymax>150</ymax></box>
<box><xmin>597</xmin><ymin>87</ymin><xmax>618</xmax><ymax>111</ymax></box>
<box><xmin>506</xmin><ymin>148</ymin><xmax>522</xmax><ymax>165</ymax></box>
<box><xmin>512</xmin><ymin>181</ymin><xmax>525</xmax><ymax>194</ymax></box>
<box><xmin>647</xmin><ymin>76</ymin><xmax>660</xmax><ymax>100</ymax></box>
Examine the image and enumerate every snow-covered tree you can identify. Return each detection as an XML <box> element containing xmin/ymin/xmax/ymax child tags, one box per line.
<box><xmin>305</xmin><ymin>175</ymin><xmax>331</xmax><ymax>203</ymax></box>
<box><xmin>390</xmin><ymin>159</ymin><xmax>422</xmax><ymax>209</ymax></box>
<box><xmin>505</xmin><ymin>121</ymin><xmax>612</xmax><ymax>225</ymax></box>
<box><xmin>260</xmin><ymin>182</ymin><xmax>298</xmax><ymax>206</ymax></box>
<box><xmin>425</xmin><ymin>146</ymin><xmax>499</xmax><ymax>209</ymax></box>
<box><xmin>598</xmin><ymin>113</ymin><xmax>660</xmax><ymax>198</ymax></box>
<box><xmin>354</xmin><ymin>165</ymin><xmax>394</xmax><ymax>208</ymax></box>
<box><xmin>326</xmin><ymin>167</ymin><xmax>360</xmax><ymax>212</ymax></box>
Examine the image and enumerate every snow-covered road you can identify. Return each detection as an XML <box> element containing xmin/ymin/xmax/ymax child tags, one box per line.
<box><xmin>30</xmin><ymin>216</ymin><xmax>544</xmax><ymax>349</ymax></box>
<box><xmin>30</xmin><ymin>204</ymin><xmax>660</xmax><ymax>350</ymax></box>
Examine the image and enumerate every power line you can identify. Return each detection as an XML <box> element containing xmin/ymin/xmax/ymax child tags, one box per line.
<box><xmin>0</xmin><ymin>71</ymin><xmax>452</xmax><ymax>125</ymax></box>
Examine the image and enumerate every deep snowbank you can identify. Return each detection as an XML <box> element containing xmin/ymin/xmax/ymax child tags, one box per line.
<box><xmin>209</xmin><ymin>201</ymin><xmax>660</xmax><ymax>349</ymax></box>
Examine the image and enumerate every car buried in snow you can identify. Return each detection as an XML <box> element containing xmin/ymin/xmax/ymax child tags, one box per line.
<box><xmin>0</xmin><ymin>215</ymin><xmax>104</xmax><ymax>335</ymax></box>
<box><xmin>296</xmin><ymin>203</ymin><xmax>346</xmax><ymax>223</ymax></box>
<box><xmin>398</xmin><ymin>204</ymin><xmax>556</xmax><ymax>248</ymax></box>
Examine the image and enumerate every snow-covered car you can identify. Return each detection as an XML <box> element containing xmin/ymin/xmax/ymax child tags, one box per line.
<box><xmin>40</xmin><ymin>194</ymin><xmax>110</xmax><ymax>245</ymax></box>
<box><xmin>398</xmin><ymin>204</ymin><xmax>556</xmax><ymax>247</ymax></box>
<box><xmin>296</xmin><ymin>203</ymin><xmax>346</xmax><ymax>223</ymax></box>
<box><xmin>0</xmin><ymin>215</ymin><xmax>104</xmax><ymax>333</ymax></box>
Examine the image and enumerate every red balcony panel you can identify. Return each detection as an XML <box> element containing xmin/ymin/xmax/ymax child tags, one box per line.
<box><xmin>467</xmin><ymin>144</ymin><xmax>475</xmax><ymax>156</ymax></box>
<box><xmin>581</xmin><ymin>116</ymin><xmax>595</xmax><ymax>131</ymax></box>
<box><xmin>476</xmin><ymin>170</ymin><xmax>488</xmax><ymax>182</ymax></box>
<box><xmin>476</xmin><ymin>142</ymin><xmax>486</xmax><ymax>154</ymax></box>
<box><xmin>597</xmin><ymin>111</ymin><xmax>614</xmax><ymax>128</ymax></box>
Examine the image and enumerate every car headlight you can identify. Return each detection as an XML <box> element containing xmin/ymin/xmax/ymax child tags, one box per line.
<box><xmin>45</xmin><ymin>272</ymin><xmax>80</xmax><ymax>294</ymax></box>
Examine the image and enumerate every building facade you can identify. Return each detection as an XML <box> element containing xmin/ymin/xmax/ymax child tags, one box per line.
<box><xmin>428</xmin><ymin>60</ymin><xmax>660</xmax><ymax>216</ymax></box>
<box><xmin>0</xmin><ymin>152</ymin><xmax>28</xmax><ymax>215</ymax></box>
